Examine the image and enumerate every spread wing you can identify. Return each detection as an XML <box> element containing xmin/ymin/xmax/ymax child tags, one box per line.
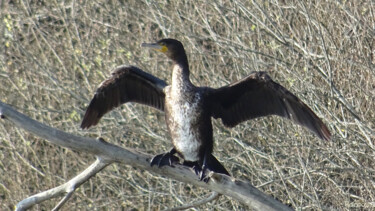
<box><xmin>81</xmin><ymin>65</ymin><xmax>167</xmax><ymax>129</ymax></box>
<box><xmin>207</xmin><ymin>72</ymin><xmax>331</xmax><ymax>140</ymax></box>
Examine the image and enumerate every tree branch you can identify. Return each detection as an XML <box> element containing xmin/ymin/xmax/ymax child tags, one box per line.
<box><xmin>0</xmin><ymin>100</ymin><xmax>292</xmax><ymax>211</ymax></box>
<box><xmin>16</xmin><ymin>158</ymin><xmax>111</xmax><ymax>211</ymax></box>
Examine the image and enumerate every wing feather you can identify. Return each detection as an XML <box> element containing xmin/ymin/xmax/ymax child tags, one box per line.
<box><xmin>207</xmin><ymin>72</ymin><xmax>330</xmax><ymax>140</ymax></box>
<box><xmin>81</xmin><ymin>65</ymin><xmax>167</xmax><ymax>129</ymax></box>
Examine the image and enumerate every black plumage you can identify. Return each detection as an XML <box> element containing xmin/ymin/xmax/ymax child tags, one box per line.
<box><xmin>81</xmin><ymin>66</ymin><xmax>167</xmax><ymax>128</ymax></box>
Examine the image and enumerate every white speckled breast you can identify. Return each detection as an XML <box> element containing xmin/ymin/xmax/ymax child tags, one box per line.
<box><xmin>165</xmin><ymin>63</ymin><xmax>202</xmax><ymax>161</ymax></box>
<box><xmin>168</xmin><ymin>92</ymin><xmax>201</xmax><ymax>161</ymax></box>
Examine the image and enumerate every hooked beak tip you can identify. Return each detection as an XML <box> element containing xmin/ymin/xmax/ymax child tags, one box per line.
<box><xmin>141</xmin><ymin>42</ymin><xmax>158</xmax><ymax>48</ymax></box>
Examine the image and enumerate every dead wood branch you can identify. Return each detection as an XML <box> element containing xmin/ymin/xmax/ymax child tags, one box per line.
<box><xmin>0</xmin><ymin>100</ymin><xmax>292</xmax><ymax>211</ymax></box>
<box><xmin>16</xmin><ymin>159</ymin><xmax>111</xmax><ymax>211</ymax></box>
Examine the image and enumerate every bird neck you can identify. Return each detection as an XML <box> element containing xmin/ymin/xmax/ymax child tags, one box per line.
<box><xmin>171</xmin><ymin>62</ymin><xmax>193</xmax><ymax>93</ymax></box>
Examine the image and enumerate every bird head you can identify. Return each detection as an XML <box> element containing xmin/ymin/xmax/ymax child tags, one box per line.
<box><xmin>141</xmin><ymin>38</ymin><xmax>187</xmax><ymax>64</ymax></box>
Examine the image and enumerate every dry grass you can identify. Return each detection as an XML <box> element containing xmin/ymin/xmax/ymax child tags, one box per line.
<box><xmin>1</xmin><ymin>0</ymin><xmax>374</xmax><ymax>210</ymax></box>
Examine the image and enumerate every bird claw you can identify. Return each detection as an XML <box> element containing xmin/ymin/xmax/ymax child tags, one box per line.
<box><xmin>183</xmin><ymin>161</ymin><xmax>210</xmax><ymax>182</ymax></box>
<box><xmin>199</xmin><ymin>165</ymin><xmax>210</xmax><ymax>182</ymax></box>
<box><xmin>150</xmin><ymin>152</ymin><xmax>179</xmax><ymax>167</ymax></box>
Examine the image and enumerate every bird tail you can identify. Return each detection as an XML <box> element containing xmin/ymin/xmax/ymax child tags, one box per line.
<box><xmin>206</xmin><ymin>154</ymin><xmax>230</xmax><ymax>176</ymax></box>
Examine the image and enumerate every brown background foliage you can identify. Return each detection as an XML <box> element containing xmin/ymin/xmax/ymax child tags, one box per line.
<box><xmin>1</xmin><ymin>0</ymin><xmax>374</xmax><ymax>210</ymax></box>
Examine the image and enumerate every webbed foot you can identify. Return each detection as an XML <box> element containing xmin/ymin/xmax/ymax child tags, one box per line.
<box><xmin>183</xmin><ymin>161</ymin><xmax>205</xmax><ymax>179</ymax></box>
<box><xmin>183</xmin><ymin>154</ymin><xmax>230</xmax><ymax>183</ymax></box>
<box><xmin>150</xmin><ymin>148</ymin><xmax>180</xmax><ymax>167</ymax></box>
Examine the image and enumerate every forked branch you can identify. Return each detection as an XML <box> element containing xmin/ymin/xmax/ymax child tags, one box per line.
<box><xmin>17</xmin><ymin>159</ymin><xmax>111</xmax><ymax>211</ymax></box>
<box><xmin>0</xmin><ymin>100</ymin><xmax>292</xmax><ymax>211</ymax></box>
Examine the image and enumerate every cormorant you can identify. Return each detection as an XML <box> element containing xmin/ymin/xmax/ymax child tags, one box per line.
<box><xmin>81</xmin><ymin>38</ymin><xmax>331</xmax><ymax>181</ymax></box>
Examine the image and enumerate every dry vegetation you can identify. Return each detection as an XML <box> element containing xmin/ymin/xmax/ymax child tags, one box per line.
<box><xmin>1</xmin><ymin>0</ymin><xmax>374</xmax><ymax>210</ymax></box>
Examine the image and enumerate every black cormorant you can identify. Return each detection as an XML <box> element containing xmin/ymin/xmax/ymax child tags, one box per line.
<box><xmin>81</xmin><ymin>38</ymin><xmax>331</xmax><ymax>181</ymax></box>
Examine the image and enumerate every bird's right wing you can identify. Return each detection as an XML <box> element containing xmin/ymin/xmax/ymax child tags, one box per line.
<box><xmin>81</xmin><ymin>65</ymin><xmax>167</xmax><ymax>129</ymax></box>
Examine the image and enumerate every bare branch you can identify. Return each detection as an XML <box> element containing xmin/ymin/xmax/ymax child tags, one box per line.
<box><xmin>16</xmin><ymin>159</ymin><xmax>111</xmax><ymax>211</ymax></box>
<box><xmin>0</xmin><ymin>100</ymin><xmax>292</xmax><ymax>210</ymax></box>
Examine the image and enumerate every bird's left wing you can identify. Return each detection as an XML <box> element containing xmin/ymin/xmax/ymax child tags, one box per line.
<box><xmin>81</xmin><ymin>65</ymin><xmax>167</xmax><ymax>129</ymax></box>
<box><xmin>206</xmin><ymin>72</ymin><xmax>330</xmax><ymax>140</ymax></box>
